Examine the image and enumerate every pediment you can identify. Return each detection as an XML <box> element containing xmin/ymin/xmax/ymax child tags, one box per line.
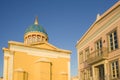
<box><xmin>30</xmin><ymin>42</ymin><xmax>60</xmax><ymax>51</ymax></box>
<box><xmin>8</xmin><ymin>41</ymin><xmax>71</xmax><ymax>54</ymax></box>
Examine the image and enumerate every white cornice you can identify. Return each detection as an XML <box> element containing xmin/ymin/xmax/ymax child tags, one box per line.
<box><xmin>76</xmin><ymin>1</ymin><xmax>120</xmax><ymax>48</ymax></box>
<box><xmin>8</xmin><ymin>41</ymin><xmax>71</xmax><ymax>54</ymax></box>
<box><xmin>9</xmin><ymin>42</ymin><xmax>70</xmax><ymax>59</ymax></box>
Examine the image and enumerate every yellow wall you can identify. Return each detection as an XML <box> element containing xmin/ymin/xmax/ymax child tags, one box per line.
<box><xmin>13</xmin><ymin>51</ymin><xmax>70</xmax><ymax>80</ymax></box>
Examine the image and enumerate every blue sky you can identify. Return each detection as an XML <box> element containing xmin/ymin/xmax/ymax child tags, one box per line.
<box><xmin>0</xmin><ymin>0</ymin><xmax>118</xmax><ymax>77</ymax></box>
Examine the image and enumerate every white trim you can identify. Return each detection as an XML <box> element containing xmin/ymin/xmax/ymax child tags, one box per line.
<box><xmin>68</xmin><ymin>61</ymin><xmax>70</xmax><ymax>80</ymax></box>
<box><xmin>92</xmin><ymin>61</ymin><xmax>106</xmax><ymax>80</ymax></box>
<box><xmin>15</xmin><ymin>68</ymin><xmax>24</xmax><ymax>72</ymax></box>
<box><xmin>10</xmin><ymin>45</ymin><xmax>70</xmax><ymax>59</ymax></box>
<box><xmin>35</xmin><ymin>58</ymin><xmax>51</xmax><ymax>63</ymax></box>
<box><xmin>76</xmin><ymin>5</ymin><xmax>120</xmax><ymax>48</ymax></box>
<box><xmin>8</xmin><ymin>52</ymin><xmax>14</xmax><ymax>80</ymax></box>
<box><xmin>3</xmin><ymin>57</ymin><xmax>8</xmax><ymax>80</ymax></box>
<box><xmin>77</xmin><ymin>14</ymin><xmax>120</xmax><ymax>50</ymax></box>
<box><xmin>3</xmin><ymin>51</ymin><xmax>14</xmax><ymax>80</ymax></box>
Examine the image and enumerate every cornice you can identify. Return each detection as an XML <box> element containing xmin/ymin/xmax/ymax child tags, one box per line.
<box><xmin>8</xmin><ymin>41</ymin><xmax>71</xmax><ymax>54</ymax></box>
<box><xmin>76</xmin><ymin>1</ymin><xmax>120</xmax><ymax>48</ymax></box>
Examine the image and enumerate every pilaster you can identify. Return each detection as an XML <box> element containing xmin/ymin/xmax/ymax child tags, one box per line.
<box><xmin>104</xmin><ymin>60</ymin><xmax>109</xmax><ymax>80</ymax></box>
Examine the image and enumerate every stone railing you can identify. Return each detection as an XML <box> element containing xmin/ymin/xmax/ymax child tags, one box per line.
<box><xmin>86</xmin><ymin>47</ymin><xmax>108</xmax><ymax>64</ymax></box>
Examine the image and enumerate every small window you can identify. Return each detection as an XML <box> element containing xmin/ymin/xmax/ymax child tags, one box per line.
<box><xmin>28</xmin><ymin>36</ymin><xmax>32</xmax><ymax>43</ymax></box>
<box><xmin>37</xmin><ymin>35</ymin><xmax>41</xmax><ymax>42</ymax></box>
<box><xmin>84</xmin><ymin>68</ymin><xmax>90</xmax><ymax>80</ymax></box>
<box><xmin>85</xmin><ymin>48</ymin><xmax>89</xmax><ymax>60</ymax></box>
<box><xmin>110</xmin><ymin>60</ymin><xmax>119</xmax><ymax>79</ymax></box>
<box><xmin>95</xmin><ymin>39</ymin><xmax>102</xmax><ymax>55</ymax></box>
<box><xmin>81</xmin><ymin>71</ymin><xmax>85</xmax><ymax>80</ymax></box>
<box><xmin>108</xmin><ymin>30</ymin><xmax>118</xmax><ymax>51</ymax></box>
<box><xmin>32</xmin><ymin>35</ymin><xmax>36</xmax><ymax>42</ymax></box>
<box><xmin>79</xmin><ymin>51</ymin><xmax>83</xmax><ymax>64</ymax></box>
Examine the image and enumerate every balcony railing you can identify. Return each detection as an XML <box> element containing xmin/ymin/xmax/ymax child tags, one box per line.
<box><xmin>89</xmin><ymin>75</ymin><xmax>120</xmax><ymax>80</ymax></box>
<box><xmin>86</xmin><ymin>47</ymin><xmax>108</xmax><ymax>64</ymax></box>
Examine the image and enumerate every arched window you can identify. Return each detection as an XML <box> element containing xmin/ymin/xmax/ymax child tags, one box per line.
<box><xmin>42</xmin><ymin>36</ymin><xmax>45</xmax><ymax>41</ymax></box>
<box><xmin>37</xmin><ymin>35</ymin><xmax>41</xmax><ymax>42</ymax></box>
<box><xmin>28</xmin><ymin>36</ymin><xmax>32</xmax><ymax>43</ymax></box>
<box><xmin>32</xmin><ymin>35</ymin><xmax>36</xmax><ymax>43</ymax></box>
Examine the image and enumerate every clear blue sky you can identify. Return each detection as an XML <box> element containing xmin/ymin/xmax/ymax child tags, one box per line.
<box><xmin>0</xmin><ymin>0</ymin><xmax>118</xmax><ymax>77</ymax></box>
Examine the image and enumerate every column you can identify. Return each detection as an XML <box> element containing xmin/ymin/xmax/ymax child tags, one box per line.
<box><xmin>92</xmin><ymin>66</ymin><xmax>99</xmax><ymax>80</ymax></box>
<box><xmin>104</xmin><ymin>60</ymin><xmax>109</xmax><ymax>80</ymax></box>
<box><xmin>8</xmin><ymin>51</ymin><xmax>14</xmax><ymax>80</ymax></box>
<box><xmin>68</xmin><ymin>62</ymin><xmax>70</xmax><ymax>80</ymax></box>
<box><xmin>92</xmin><ymin>66</ymin><xmax>95</xmax><ymax>80</ymax></box>
<box><xmin>3</xmin><ymin>56</ymin><xmax>9</xmax><ymax>80</ymax></box>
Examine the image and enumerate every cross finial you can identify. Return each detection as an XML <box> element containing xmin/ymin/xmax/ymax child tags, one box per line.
<box><xmin>34</xmin><ymin>16</ymin><xmax>39</xmax><ymax>25</ymax></box>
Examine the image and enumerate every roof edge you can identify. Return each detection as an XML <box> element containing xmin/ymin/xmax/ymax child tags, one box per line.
<box><xmin>76</xmin><ymin>1</ymin><xmax>120</xmax><ymax>47</ymax></box>
<box><xmin>8</xmin><ymin>41</ymin><xmax>71</xmax><ymax>54</ymax></box>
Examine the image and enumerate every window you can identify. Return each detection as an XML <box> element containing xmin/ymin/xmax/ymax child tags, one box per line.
<box><xmin>42</xmin><ymin>36</ymin><xmax>45</xmax><ymax>41</ymax></box>
<box><xmin>84</xmin><ymin>69</ymin><xmax>90</xmax><ymax>80</ymax></box>
<box><xmin>32</xmin><ymin>35</ymin><xmax>36</xmax><ymax>42</ymax></box>
<box><xmin>79</xmin><ymin>52</ymin><xmax>83</xmax><ymax>64</ymax></box>
<box><xmin>37</xmin><ymin>35</ymin><xmax>41</xmax><ymax>42</ymax></box>
<box><xmin>95</xmin><ymin>39</ymin><xmax>102</xmax><ymax>55</ymax></box>
<box><xmin>80</xmin><ymin>71</ymin><xmax>85</xmax><ymax>80</ymax></box>
<box><xmin>108</xmin><ymin>30</ymin><xmax>118</xmax><ymax>51</ymax></box>
<box><xmin>28</xmin><ymin>36</ymin><xmax>32</xmax><ymax>43</ymax></box>
<box><xmin>111</xmin><ymin>60</ymin><xmax>119</xmax><ymax>79</ymax></box>
<box><xmin>85</xmin><ymin>48</ymin><xmax>89</xmax><ymax>60</ymax></box>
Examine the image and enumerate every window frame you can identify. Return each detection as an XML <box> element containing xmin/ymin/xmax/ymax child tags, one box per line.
<box><xmin>107</xmin><ymin>29</ymin><xmax>119</xmax><ymax>52</ymax></box>
<box><xmin>110</xmin><ymin>60</ymin><xmax>119</xmax><ymax>79</ymax></box>
<box><xmin>85</xmin><ymin>47</ymin><xmax>89</xmax><ymax>61</ymax></box>
<box><xmin>95</xmin><ymin>38</ymin><xmax>103</xmax><ymax>56</ymax></box>
<box><xmin>79</xmin><ymin>51</ymin><xmax>83</xmax><ymax>64</ymax></box>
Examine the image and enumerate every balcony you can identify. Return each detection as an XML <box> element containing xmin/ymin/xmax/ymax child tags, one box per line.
<box><xmin>86</xmin><ymin>48</ymin><xmax>108</xmax><ymax>65</ymax></box>
<box><xmin>89</xmin><ymin>75</ymin><xmax>120</xmax><ymax>80</ymax></box>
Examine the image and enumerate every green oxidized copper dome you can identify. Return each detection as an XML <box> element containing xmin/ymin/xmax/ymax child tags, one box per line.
<box><xmin>25</xmin><ymin>24</ymin><xmax>47</xmax><ymax>35</ymax></box>
<box><xmin>25</xmin><ymin>17</ymin><xmax>48</xmax><ymax>36</ymax></box>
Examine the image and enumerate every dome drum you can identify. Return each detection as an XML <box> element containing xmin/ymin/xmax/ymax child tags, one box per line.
<box><xmin>24</xmin><ymin>32</ymin><xmax>48</xmax><ymax>44</ymax></box>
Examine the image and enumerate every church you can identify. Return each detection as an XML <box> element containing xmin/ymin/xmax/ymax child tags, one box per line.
<box><xmin>2</xmin><ymin>17</ymin><xmax>71</xmax><ymax>80</ymax></box>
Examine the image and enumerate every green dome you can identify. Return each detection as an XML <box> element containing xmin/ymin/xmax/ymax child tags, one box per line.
<box><xmin>25</xmin><ymin>24</ymin><xmax>48</xmax><ymax>35</ymax></box>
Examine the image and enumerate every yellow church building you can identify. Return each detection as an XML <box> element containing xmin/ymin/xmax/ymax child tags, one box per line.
<box><xmin>2</xmin><ymin>17</ymin><xmax>71</xmax><ymax>80</ymax></box>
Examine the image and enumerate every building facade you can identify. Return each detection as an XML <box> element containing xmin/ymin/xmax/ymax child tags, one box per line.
<box><xmin>71</xmin><ymin>76</ymin><xmax>79</xmax><ymax>80</ymax></box>
<box><xmin>0</xmin><ymin>77</ymin><xmax>3</xmax><ymax>80</ymax></box>
<box><xmin>2</xmin><ymin>17</ymin><xmax>71</xmax><ymax>80</ymax></box>
<box><xmin>76</xmin><ymin>1</ymin><xmax>120</xmax><ymax>80</ymax></box>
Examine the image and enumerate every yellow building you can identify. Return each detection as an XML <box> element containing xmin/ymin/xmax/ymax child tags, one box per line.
<box><xmin>76</xmin><ymin>1</ymin><xmax>120</xmax><ymax>80</ymax></box>
<box><xmin>3</xmin><ymin>17</ymin><xmax>71</xmax><ymax>80</ymax></box>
